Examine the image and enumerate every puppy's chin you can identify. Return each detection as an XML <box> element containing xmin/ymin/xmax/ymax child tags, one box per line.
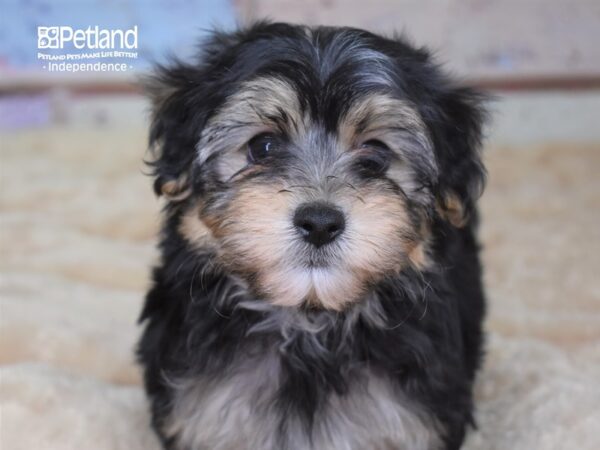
<box><xmin>255</xmin><ymin>265</ymin><xmax>366</xmax><ymax>311</ymax></box>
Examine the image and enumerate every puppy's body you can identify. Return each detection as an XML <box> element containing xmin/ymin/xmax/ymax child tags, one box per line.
<box><xmin>138</xmin><ymin>22</ymin><xmax>486</xmax><ymax>450</ymax></box>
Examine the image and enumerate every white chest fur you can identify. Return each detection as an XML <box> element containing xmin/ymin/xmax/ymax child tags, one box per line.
<box><xmin>162</xmin><ymin>352</ymin><xmax>442</xmax><ymax>450</ymax></box>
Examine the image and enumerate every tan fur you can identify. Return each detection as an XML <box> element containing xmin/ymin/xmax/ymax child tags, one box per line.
<box><xmin>197</xmin><ymin>178</ymin><xmax>424</xmax><ymax>310</ymax></box>
<box><xmin>408</xmin><ymin>241</ymin><xmax>429</xmax><ymax>270</ymax></box>
<box><xmin>437</xmin><ymin>192</ymin><xmax>468</xmax><ymax>227</ymax></box>
<box><xmin>179</xmin><ymin>203</ymin><xmax>219</xmax><ymax>250</ymax></box>
<box><xmin>210</xmin><ymin>180</ymin><xmax>309</xmax><ymax>306</ymax></box>
<box><xmin>337</xmin><ymin>93</ymin><xmax>435</xmax><ymax>202</ymax></box>
<box><xmin>339</xmin><ymin>93</ymin><xmax>430</xmax><ymax>150</ymax></box>
<box><xmin>186</xmin><ymin>82</ymin><xmax>434</xmax><ymax>310</ymax></box>
<box><xmin>340</xmin><ymin>184</ymin><xmax>420</xmax><ymax>283</ymax></box>
<box><xmin>406</xmin><ymin>219</ymin><xmax>432</xmax><ymax>270</ymax></box>
<box><xmin>197</xmin><ymin>77</ymin><xmax>307</xmax><ymax>181</ymax></box>
<box><xmin>160</xmin><ymin>175</ymin><xmax>191</xmax><ymax>200</ymax></box>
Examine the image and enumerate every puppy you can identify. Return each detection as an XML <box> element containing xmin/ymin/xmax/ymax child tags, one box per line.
<box><xmin>138</xmin><ymin>21</ymin><xmax>487</xmax><ymax>450</ymax></box>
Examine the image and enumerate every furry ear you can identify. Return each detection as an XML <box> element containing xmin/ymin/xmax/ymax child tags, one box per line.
<box><xmin>143</xmin><ymin>29</ymin><xmax>242</xmax><ymax>201</ymax></box>
<box><xmin>143</xmin><ymin>62</ymin><xmax>204</xmax><ymax>200</ymax></box>
<box><xmin>430</xmin><ymin>87</ymin><xmax>487</xmax><ymax>227</ymax></box>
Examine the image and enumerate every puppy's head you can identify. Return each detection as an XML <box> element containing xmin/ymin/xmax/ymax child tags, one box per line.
<box><xmin>146</xmin><ymin>22</ymin><xmax>486</xmax><ymax>311</ymax></box>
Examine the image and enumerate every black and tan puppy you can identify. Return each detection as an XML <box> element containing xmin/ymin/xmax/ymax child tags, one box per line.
<box><xmin>137</xmin><ymin>21</ymin><xmax>487</xmax><ymax>450</ymax></box>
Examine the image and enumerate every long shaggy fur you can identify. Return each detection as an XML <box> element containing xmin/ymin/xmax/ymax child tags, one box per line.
<box><xmin>137</xmin><ymin>21</ymin><xmax>487</xmax><ymax>450</ymax></box>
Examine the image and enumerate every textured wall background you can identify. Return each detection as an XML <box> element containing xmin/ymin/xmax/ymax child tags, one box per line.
<box><xmin>237</xmin><ymin>0</ymin><xmax>600</xmax><ymax>80</ymax></box>
<box><xmin>1</xmin><ymin>0</ymin><xmax>599</xmax><ymax>83</ymax></box>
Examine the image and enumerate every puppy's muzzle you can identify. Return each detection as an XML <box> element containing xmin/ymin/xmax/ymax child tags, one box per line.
<box><xmin>293</xmin><ymin>202</ymin><xmax>345</xmax><ymax>248</ymax></box>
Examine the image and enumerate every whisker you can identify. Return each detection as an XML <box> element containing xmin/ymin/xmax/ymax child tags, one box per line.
<box><xmin>286</xmin><ymin>184</ymin><xmax>317</xmax><ymax>190</ymax></box>
<box><xmin>354</xmin><ymin>193</ymin><xmax>366</xmax><ymax>204</ymax></box>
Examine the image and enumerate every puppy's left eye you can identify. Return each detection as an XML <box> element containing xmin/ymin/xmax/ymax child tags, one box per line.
<box><xmin>356</xmin><ymin>140</ymin><xmax>392</xmax><ymax>176</ymax></box>
<box><xmin>247</xmin><ymin>133</ymin><xmax>281</xmax><ymax>163</ymax></box>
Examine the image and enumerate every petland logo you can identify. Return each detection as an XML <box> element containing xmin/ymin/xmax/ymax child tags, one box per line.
<box><xmin>38</xmin><ymin>26</ymin><xmax>138</xmax><ymax>50</ymax></box>
<box><xmin>37</xmin><ymin>25</ymin><xmax>139</xmax><ymax>72</ymax></box>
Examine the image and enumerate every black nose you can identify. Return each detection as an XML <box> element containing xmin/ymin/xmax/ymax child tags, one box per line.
<box><xmin>293</xmin><ymin>203</ymin><xmax>345</xmax><ymax>248</ymax></box>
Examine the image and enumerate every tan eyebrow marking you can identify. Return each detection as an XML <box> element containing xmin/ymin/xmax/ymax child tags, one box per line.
<box><xmin>196</xmin><ymin>77</ymin><xmax>307</xmax><ymax>170</ymax></box>
<box><xmin>338</xmin><ymin>94</ymin><xmax>429</xmax><ymax>147</ymax></box>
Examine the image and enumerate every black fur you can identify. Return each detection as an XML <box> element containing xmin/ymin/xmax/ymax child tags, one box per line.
<box><xmin>138</xmin><ymin>21</ymin><xmax>487</xmax><ymax>450</ymax></box>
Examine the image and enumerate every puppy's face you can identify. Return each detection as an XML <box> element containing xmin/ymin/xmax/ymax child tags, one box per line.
<box><xmin>148</xmin><ymin>23</ymin><xmax>486</xmax><ymax>311</ymax></box>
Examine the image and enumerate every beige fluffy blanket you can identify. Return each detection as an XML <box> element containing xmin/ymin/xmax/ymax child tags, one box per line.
<box><xmin>1</xmin><ymin>126</ymin><xmax>599</xmax><ymax>449</ymax></box>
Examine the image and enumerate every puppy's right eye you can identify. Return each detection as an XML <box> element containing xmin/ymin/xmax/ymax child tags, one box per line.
<box><xmin>355</xmin><ymin>140</ymin><xmax>392</xmax><ymax>176</ymax></box>
<box><xmin>247</xmin><ymin>133</ymin><xmax>280</xmax><ymax>163</ymax></box>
